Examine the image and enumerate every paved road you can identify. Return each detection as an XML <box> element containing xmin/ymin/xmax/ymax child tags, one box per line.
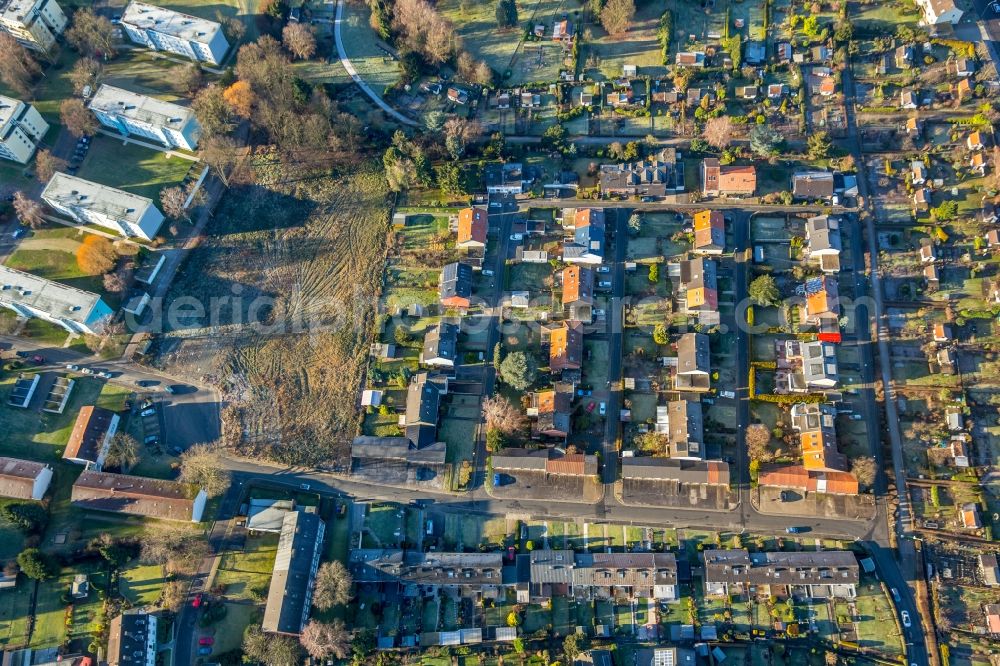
<box><xmin>527</xmin><ymin>198</ymin><xmax>857</xmax><ymax>214</ymax></box>
<box><xmin>843</xmin><ymin>61</ymin><xmax>929</xmax><ymax>666</ymax></box>
<box><xmin>0</xmin><ymin>334</ymin><xmax>220</xmax><ymax>453</ymax></box>
<box><xmin>333</xmin><ymin>0</ymin><xmax>418</xmax><ymax>127</ymax></box>
<box><xmin>600</xmin><ymin>208</ymin><xmax>627</xmax><ymax>494</ymax></box>
<box><xmin>732</xmin><ymin>212</ymin><xmax>751</xmax><ymax>530</ymax></box>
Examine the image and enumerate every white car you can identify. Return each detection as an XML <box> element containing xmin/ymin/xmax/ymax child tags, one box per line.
<box><xmin>65</xmin><ymin>364</ymin><xmax>79</xmax><ymax>371</ymax></box>
<box><xmin>900</xmin><ymin>611</ymin><xmax>911</xmax><ymax>628</ymax></box>
<box><xmin>597</xmin><ymin>266</ymin><xmax>610</xmax><ymax>273</ymax></box>
<box><xmin>599</xmin><ymin>402</ymin><xmax>606</xmax><ymax>416</ymax></box>
<box><xmin>482</xmin><ymin>269</ymin><xmax>494</xmax><ymax>277</ymax></box>
<box><xmin>593</xmin><ymin>308</ymin><xmax>606</xmax><ymax>317</ymax></box>
<box><xmin>140</xmin><ymin>408</ymin><xmax>156</xmax><ymax>417</ymax></box>
<box><xmin>719</xmin><ymin>390</ymin><xmax>736</xmax><ymax>399</ymax></box>
<box><xmin>80</xmin><ymin>367</ymin><xmax>94</xmax><ymax>375</ymax></box>
<box><xmin>509</xmin><ymin>233</ymin><xmax>523</xmax><ymax>241</ymax></box>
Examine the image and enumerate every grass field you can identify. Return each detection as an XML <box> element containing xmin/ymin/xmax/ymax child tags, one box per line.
<box><xmin>215</xmin><ymin>533</ymin><xmax>278</xmax><ymax>600</ymax></box>
<box><xmin>156</xmin><ymin>156</ymin><xmax>391</xmax><ymax>466</ymax></box>
<box><xmin>339</xmin><ymin>1</ymin><xmax>400</xmax><ymax>94</ymax></box>
<box><xmin>76</xmin><ymin>136</ymin><xmax>196</xmax><ymax>202</ymax></box>
<box><xmin>4</xmin><ymin>226</ymin><xmax>108</xmax><ymax>295</ymax></box>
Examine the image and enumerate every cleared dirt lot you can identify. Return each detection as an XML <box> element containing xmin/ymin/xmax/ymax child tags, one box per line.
<box><xmin>155</xmin><ymin>156</ymin><xmax>391</xmax><ymax>465</ymax></box>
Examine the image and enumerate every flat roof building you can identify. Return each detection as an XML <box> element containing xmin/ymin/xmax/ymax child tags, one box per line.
<box><xmin>0</xmin><ymin>95</ymin><xmax>48</xmax><ymax>164</ymax></box>
<box><xmin>89</xmin><ymin>84</ymin><xmax>201</xmax><ymax>151</ymax></box>
<box><xmin>42</xmin><ymin>172</ymin><xmax>166</xmax><ymax>240</ymax></box>
<box><xmin>0</xmin><ymin>265</ymin><xmax>113</xmax><ymax>335</ymax></box>
<box><xmin>263</xmin><ymin>511</ymin><xmax>326</xmax><ymax>635</ymax></box>
<box><xmin>0</xmin><ymin>0</ymin><xmax>67</xmax><ymax>51</ymax></box>
<box><xmin>121</xmin><ymin>1</ymin><xmax>230</xmax><ymax>64</ymax></box>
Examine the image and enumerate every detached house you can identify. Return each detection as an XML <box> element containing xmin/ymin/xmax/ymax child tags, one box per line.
<box><xmin>805</xmin><ymin>215</ymin><xmax>842</xmax><ymax>273</ymax></box>
<box><xmin>563</xmin><ymin>208</ymin><xmax>605</xmax><ymax>265</ymax></box>
<box><xmin>678</xmin><ymin>257</ymin><xmax>719</xmax><ymax>325</ymax></box>
<box><xmin>421</xmin><ymin>321</ymin><xmax>459</xmax><ymax>368</ymax></box>
<box><xmin>456</xmin><ymin>207</ymin><xmax>488</xmax><ymax>249</ymax></box>
<box><xmin>674</xmin><ymin>332</ymin><xmax>711</xmax><ymax>392</ymax></box>
<box><xmin>803</xmin><ymin>276</ymin><xmax>840</xmax><ymax>329</ymax></box>
<box><xmin>968</xmin><ymin>130</ymin><xmax>985</xmax><ymax>151</ymax></box>
<box><xmin>792</xmin><ymin>172</ymin><xmax>835</xmax><ymax>201</ymax></box>
<box><xmin>544</xmin><ymin>320</ymin><xmax>584</xmax><ymax>373</ymax></box>
<box><xmin>404</xmin><ymin>372</ymin><xmax>448</xmax><ymax>447</ymax></box>
<box><xmin>439</xmin><ymin>262</ymin><xmax>473</xmax><ymax>309</ymax></box>
<box><xmin>675</xmin><ymin>51</ymin><xmax>705</xmax><ymax>68</ymax></box>
<box><xmin>911</xmin><ymin>160</ymin><xmax>927</xmax><ymax>185</ymax></box>
<box><xmin>529</xmin><ymin>383</ymin><xmax>574</xmax><ymax>438</ymax></box>
<box><xmin>701</xmin><ymin>158</ymin><xmax>756</xmax><ymax>197</ymax></box>
<box><xmin>692</xmin><ymin>210</ymin><xmax>725</xmax><ymax>254</ymax></box>
<box><xmin>562</xmin><ymin>265</ymin><xmax>595</xmax><ymax>321</ymax></box>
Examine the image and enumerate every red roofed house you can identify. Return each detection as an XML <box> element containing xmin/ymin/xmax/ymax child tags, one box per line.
<box><xmin>456</xmin><ymin>207</ymin><xmax>488</xmax><ymax>249</ymax></box>
<box><xmin>63</xmin><ymin>406</ymin><xmax>120</xmax><ymax>469</ymax></box>
<box><xmin>702</xmin><ymin>158</ymin><xmax>756</xmax><ymax>197</ymax></box>
<box><xmin>758</xmin><ymin>464</ymin><xmax>859</xmax><ymax>495</ymax></box>
<box><xmin>71</xmin><ymin>470</ymin><xmax>207</xmax><ymax>522</ymax></box>
<box><xmin>543</xmin><ymin>320</ymin><xmax>584</xmax><ymax>372</ymax></box>
<box><xmin>0</xmin><ymin>457</ymin><xmax>53</xmax><ymax>500</ymax></box>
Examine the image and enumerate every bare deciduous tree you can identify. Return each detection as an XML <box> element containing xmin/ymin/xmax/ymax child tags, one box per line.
<box><xmin>0</xmin><ymin>33</ymin><xmax>41</xmax><ymax>95</ymax></box>
<box><xmin>482</xmin><ymin>395</ymin><xmax>525</xmax><ymax>436</ymax></box>
<box><xmin>159</xmin><ymin>580</ymin><xmax>186</xmax><ymax>612</ymax></box>
<box><xmin>178</xmin><ymin>443</ymin><xmax>231</xmax><ymax>497</ymax></box>
<box><xmin>299</xmin><ymin>620</ymin><xmax>351</xmax><ymax>660</ymax></box>
<box><xmin>703</xmin><ymin>116</ymin><xmax>734</xmax><ymax>150</ymax></box>
<box><xmin>60</xmin><ymin>99</ymin><xmax>98</xmax><ymax>138</ymax></box>
<box><xmin>851</xmin><ymin>456</ymin><xmax>877</xmax><ymax>488</ymax></box>
<box><xmin>66</xmin><ymin>9</ymin><xmax>116</xmax><ymax>58</ymax></box>
<box><xmin>192</xmin><ymin>84</ymin><xmax>234</xmax><ymax>138</ymax></box>
<box><xmin>200</xmin><ymin>134</ymin><xmax>240</xmax><ymax>187</ymax></box>
<box><xmin>34</xmin><ymin>150</ymin><xmax>66</xmax><ymax>183</ymax></box>
<box><xmin>178</xmin><ymin>62</ymin><xmax>204</xmax><ymax>94</ymax></box>
<box><xmin>311</xmin><ymin>561</ymin><xmax>353</xmax><ymax>610</ymax></box>
<box><xmin>282</xmin><ymin>23</ymin><xmax>316</xmax><ymax>60</ymax></box>
<box><xmin>600</xmin><ymin>0</ymin><xmax>635</xmax><ymax>36</ymax></box>
<box><xmin>160</xmin><ymin>186</ymin><xmax>188</xmax><ymax>221</ymax></box>
<box><xmin>12</xmin><ymin>192</ymin><xmax>45</xmax><ymax>229</ymax></box>
<box><xmin>105</xmin><ymin>433</ymin><xmax>139</xmax><ymax>469</ymax></box>
<box><xmin>69</xmin><ymin>57</ymin><xmax>102</xmax><ymax>95</ymax></box>
<box><xmin>745</xmin><ymin>424</ymin><xmax>774</xmax><ymax>462</ymax></box>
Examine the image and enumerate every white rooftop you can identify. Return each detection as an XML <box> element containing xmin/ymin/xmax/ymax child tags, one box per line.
<box><xmin>122</xmin><ymin>1</ymin><xmax>222</xmax><ymax>45</ymax></box>
<box><xmin>0</xmin><ymin>95</ymin><xmax>24</xmax><ymax>132</ymax></box>
<box><xmin>0</xmin><ymin>265</ymin><xmax>104</xmax><ymax>326</ymax></box>
<box><xmin>0</xmin><ymin>0</ymin><xmax>44</xmax><ymax>24</ymax></box>
<box><xmin>42</xmin><ymin>172</ymin><xmax>156</xmax><ymax>226</ymax></box>
<box><xmin>89</xmin><ymin>84</ymin><xmax>196</xmax><ymax>131</ymax></box>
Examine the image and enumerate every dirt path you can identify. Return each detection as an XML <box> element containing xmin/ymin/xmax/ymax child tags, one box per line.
<box><xmin>17</xmin><ymin>237</ymin><xmax>80</xmax><ymax>253</ymax></box>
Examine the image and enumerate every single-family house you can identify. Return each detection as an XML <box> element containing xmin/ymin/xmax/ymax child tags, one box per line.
<box><xmin>803</xmin><ymin>276</ymin><xmax>840</xmax><ymax>327</ymax></box>
<box><xmin>792</xmin><ymin>171</ymin><xmax>835</xmax><ymax>201</ymax></box>
<box><xmin>439</xmin><ymin>261</ymin><xmax>473</xmax><ymax>309</ymax></box>
<box><xmin>404</xmin><ymin>372</ymin><xmax>448</xmax><ymax>447</ymax></box>
<box><xmin>544</xmin><ymin>320</ymin><xmax>584</xmax><ymax>373</ymax></box>
<box><xmin>456</xmin><ymin>207</ymin><xmax>488</xmax><ymax>249</ymax></box>
<box><xmin>599</xmin><ymin>148</ymin><xmax>683</xmax><ymax>197</ymax></box>
<box><xmin>758</xmin><ymin>465</ymin><xmax>859</xmax><ymax>495</ymax></box>
<box><xmin>529</xmin><ymin>383</ymin><xmax>574</xmax><ymax>438</ymax></box>
<box><xmin>562</xmin><ymin>265</ymin><xmax>594</xmax><ymax>321</ymax></box>
<box><xmin>915</xmin><ymin>0</ymin><xmax>963</xmax><ymax>25</ymax></box>
<box><xmin>979</xmin><ymin>554</ymin><xmax>1000</xmax><ymax>587</ymax></box>
<box><xmin>985</xmin><ymin>605</ymin><xmax>1000</xmax><ymax>635</ymax></box>
<box><xmin>911</xmin><ymin>160</ymin><xmax>927</xmax><ymax>185</ymax></box>
<box><xmin>675</xmin><ymin>51</ymin><xmax>705</xmax><ymax>68</ymax></box>
<box><xmin>961</xmin><ymin>503</ymin><xmax>982</xmax><ymax>528</ymax></box>
<box><xmin>805</xmin><ymin>215</ymin><xmax>842</xmax><ymax>273</ymax></box>
<box><xmin>968</xmin><ymin>130</ymin><xmax>985</xmax><ymax>150</ymax></box>
<box><xmin>900</xmin><ymin>88</ymin><xmax>917</xmax><ymax>109</ymax></box>
<box><xmin>679</xmin><ymin>257</ymin><xmax>719</xmax><ymax>324</ymax></box>
<box><xmin>666</xmin><ymin>399</ymin><xmax>704</xmax><ymax>459</ymax></box>
<box><xmin>971</xmin><ymin>151</ymin><xmax>987</xmax><ymax>175</ymax></box>
<box><xmin>484</xmin><ymin>162</ymin><xmax>524</xmax><ymax>194</ymax></box>
<box><xmin>933</xmin><ymin>323</ymin><xmax>952</xmax><ymax>342</ymax></box>
<box><xmin>421</xmin><ymin>321</ymin><xmax>459</xmax><ymax>368</ymax></box>
<box><xmin>920</xmin><ymin>243</ymin><xmax>936</xmax><ymax>264</ymax></box>
<box><xmin>563</xmin><ymin>208</ymin><xmax>605</xmax><ymax>265</ymax></box>
<box><xmin>701</xmin><ymin>158</ymin><xmax>756</xmax><ymax>197</ymax></box>
<box><xmin>792</xmin><ymin>402</ymin><xmax>847</xmax><ymax>472</ymax></box>
<box><xmin>955</xmin><ymin>57</ymin><xmax>975</xmax><ymax>77</ymax></box>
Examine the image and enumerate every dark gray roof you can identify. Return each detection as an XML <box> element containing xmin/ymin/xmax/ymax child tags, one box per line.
<box><xmin>677</xmin><ymin>333</ymin><xmax>710</xmax><ymax>373</ymax></box>
<box><xmin>599</xmin><ymin>149</ymin><xmax>679</xmax><ymax>195</ymax></box>
<box><xmin>573</xmin><ymin>552</ymin><xmax>677</xmax><ymax>587</ymax></box>
<box><xmin>107</xmin><ymin>611</ymin><xmax>155</xmax><ymax>666</ymax></box>
<box><xmin>703</xmin><ymin>549</ymin><xmax>859</xmax><ymax>587</ymax></box>
<box><xmin>529</xmin><ymin>549</ymin><xmax>575</xmax><ymax>584</ymax></box>
<box><xmin>350</xmin><ymin>436</ymin><xmax>447</xmax><ymax>465</ymax></box>
<box><xmin>667</xmin><ymin>400</ymin><xmax>704</xmax><ymax>457</ymax></box>
<box><xmin>262</xmin><ymin>512</ymin><xmax>326</xmax><ymax>635</ymax></box>
<box><xmin>423</xmin><ymin>322</ymin><xmax>459</xmax><ymax>362</ymax></box>
<box><xmin>621</xmin><ymin>457</ymin><xmax>730</xmax><ymax>484</ymax></box>
<box><xmin>350</xmin><ymin>549</ymin><xmax>504</xmax><ymax>585</ymax></box>
<box><xmin>440</xmin><ymin>262</ymin><xmax>473</xmax><ymax>301</ymax></box>
<box><xmin>405</xmin><ymin>373</ymin><xmax>447</xmax><ymax>427</ymax></box>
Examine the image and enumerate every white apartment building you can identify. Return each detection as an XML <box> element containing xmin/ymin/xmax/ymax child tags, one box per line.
<box><xmin>121</xmin><ymin>1</ymin><xmax>230</xmax><ymax>65</ymax></box>
<box><xmin>916</xmin><ymin>0</ymin><xmax>963</xmax><ymax>24</ymax></box>
<box><xmin>42</xmin><ymin>172</ymin><xmax>166</xmax><ymax>240</ymax></box>
<box><xmin>88</xmin><ymin>84</ymin><xmax>201</xmax><ymax>150</ymax></box>
<box><xmin>0</xmin><ymin>0</ymin><xmax>67</xmax><ymax>51</ymax></box>
<box><xmin>0</xmin><ymin>95</ymin><xmax>48</xmax><ymax>164</ymax></box>
<box><xmin>0</xmin><ymin>265</ymin><xmax>113</xmax><ymax>334</ymax></box>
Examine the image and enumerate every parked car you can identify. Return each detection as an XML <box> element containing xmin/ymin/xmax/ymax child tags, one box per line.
<box><xmin>199</xmin><ymin>637</ymin><xmax>214</xmax><ymax>646</ymax></box>
<box><xmin>482</xmin><ymin>269</ymin><xmax>494</xmax><ymax>277</ymax></box>
<box><xmin>144</xmin><ymin>435</ymin><xmax>159</xmax><ymax>445</ymax></box>
<box><xmin>492</xmin><ymin>473</ymin><xmax>501</xmax><ymax>486</ymax></box>
<box><xmin>598</xmin><ymin>280</ymin><xmax>612</xmax><ymax>288</ymax></box>
<box><xmin>509</xmin><ymin>233</ymin><xmax>523</xmax><ymax>241</ymax></box>
<box><xmin>850</xmin><ymin>414</ymin><xmax>863</xmax><ymax>420</ymax></box>
<box><xmin>30</xmin><ymin>355</ymin><xmax>44</xmax><ymax>364</ymax></box>
<box><xmin>597</xmin><ymin>266</ymin><xmax>610</xmax><ymax>273</ymax></box>
<box><xmin>586</xmin><ymin>401</ymin><xmax>596</xmax><ymax>413</ymax></box>
<box><xmin>599</xmin><ymin>402</ymin><xmax>606</xmax><ymax>416</ymax></box>
<box><xmin>299</xmin><ymin>483</ymin><xmax>311</xmax><ymax>490</ymax></box>
<box><xmin>80</xmin><ymin>367</ymin><xmax>94</xmax><ymax>375</ymax></box>
<box><xmin>97</xmin><ymin>371</ymin><xmax>112</xmax><ymax>379</ymax></box>
<box><xmin>65</xmin><ymin>364</ymin><xmax>79</xmax><ymax>371</ymax></box>
<box><xmin>140</xmin><ymin>408</ymin><xmax>156</xmax><ymax>417</ymax></box>
<box><xmin>593</xmin><ymin>308</ymin><xmax>606</xmax><ymax>317</ymax></box>
<box><xmin>191</xmin><ymin>593</ymin><xmax>203</xmax><ymax>608</ymax></box>
<box><xmin>785</xmin><ymin>526</ymin><xmax>806</xmax><ymax>534</ymax></box>
<box><xmin>901</xmin><ymin>610</ymin><xmax>911</xmax><ymax>628</ymax></box>
<box><xmin>891</xmin><ymin>588</ymin><xmax>901</xmax><ymax>603</ymax></box>
<box><xmin>11</xmin><ymin>227</ymin><xmax>26</xmax><ymax>239</ymax></box>
<box><xmin>719</xmin><ymin>390</ymin><xmax>736</xmax><ymax>399</ymax></box>
<box><xmin>198</xmin><ymin>647</ymin><xmax>212</xmax><ymax>656</ymax></box>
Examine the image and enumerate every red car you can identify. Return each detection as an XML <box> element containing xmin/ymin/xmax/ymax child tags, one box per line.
<box><xmin>191</xmin><ymin>593</ymin><xmax>203</xmax><ymax>608</ymax></box>
<box><xmin>586</xmin><ymin>401</ymin><xmax>596</xmax><ymax>413</ymax></box>
<box><xmin>199</xmin><ymin>637</ymin><xmax>214</xmax><ymax>646</ymax></box>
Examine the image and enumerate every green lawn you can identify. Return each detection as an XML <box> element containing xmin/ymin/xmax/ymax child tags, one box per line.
<box><xmin>118</xmin><ymin>562</ymin><xmax>167</xmax><ymax>607</ymax></box>
<box><xmin>339</xmin><ymin>0</ymin><xmax>400</xmax><ymax>94</ymax></box>
<box><xmin>76</xmin><ymin>136</ymin><xmax>195</xmax><ymax>202</ymax></box>
<box><xmin>214</xmin><ymin>533</ymin><xmax>278</xmax><ymax>601</ymax></box>
<box><xmin>0</xmin><ymin>580</ymin><xmax>32</xmax><ymax>648</ymax></box>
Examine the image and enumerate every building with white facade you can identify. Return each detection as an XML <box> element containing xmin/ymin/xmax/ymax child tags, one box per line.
<box><xmin>0</xmin><ymin>0</ymin><xmax>67</xmax><ymax>51</ymax></box>
<box><xmin>0</xmin><ymin>95</ymin><xmax>48</xmax><ymax>164</ymax></box>
<box><xmin>121</xmin><ymin>1</ymin><xmax>230</xmax><ymax>64</ymax></box>
<box><xmin>107</xmin><ymin>610</ymin><xmax>157</xmax><ymax>666</ymax></box>
<box><xmin>42</xmin><ymin>172</ymin><xmax>166</xmax><ymax>240</ymax></box>
<box><xmin>88</xmin><ymin>84</ymin><xmax>201</xmax><ymax>150</ymax></box>
<box><xmin>915</xmin><ymin>0</ymin><xmax>963</xmax><ymax>24</ymax></box>
<box><xmin>0</xmin><ymin>265</ymin><xmax>113</xmax><ymax>334</ymax></box>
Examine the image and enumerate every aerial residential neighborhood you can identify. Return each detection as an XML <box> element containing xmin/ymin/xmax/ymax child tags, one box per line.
<box><xmin>0</xmin><ymin>0</ymin><xmax>999</xmax><ymax>664</ymax></box>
